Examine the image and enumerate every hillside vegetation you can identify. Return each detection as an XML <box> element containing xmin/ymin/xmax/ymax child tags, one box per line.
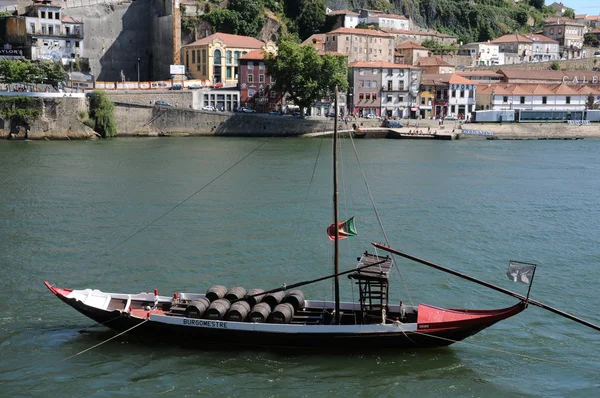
<box><xmin>190</xmin><ymin>0</ymin><xmax>557</xmax><ymax>44</ymax></box>
<box><xmin>327</xmin><ymin>0</ymin><xmax>558</xmax><ymax>43</ymax></box>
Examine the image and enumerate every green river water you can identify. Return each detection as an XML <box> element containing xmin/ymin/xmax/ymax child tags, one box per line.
<box><xmin>0</xmin><ymin>137</ymin><xmax>599</xmax><ymax>397</ymax></box>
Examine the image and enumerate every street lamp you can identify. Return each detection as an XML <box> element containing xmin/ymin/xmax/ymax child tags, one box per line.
<box><xmin>137</xmin><ymin>57</ymin><xmax>140</xmax><ymax>84</ymax></box>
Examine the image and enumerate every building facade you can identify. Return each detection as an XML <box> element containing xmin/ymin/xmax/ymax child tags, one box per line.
<box><xmin>527</xmin><ymin>34</ymin><xmax>560</xmax><ymax>61</ymax></box>
<box><xmin>365</xmin><ymin>14</ymin><xmax>409</xmax><ymax>30</ymax></box>
<box><xmin>420</xmin><ymin>73</ymin><xmax>477</xmax><ymax>119</ymax></box>
<box><xmin>458</xmin><ymin>42</ymin><xmax>501</xmax><ymax>66</ymax></box>
<box><xmin>238</xmin><ymin>50</ymin><xmax>281</xmax><ymax>113</ymax></box>
<box><xmin>24</xmin><ymin>1</ymin><xmax>84</xmax><ymax>65</ymax></box>
<box><xmin>182</xmin><ymin>33</ymin><xmax>276</xmax><ymax>87</ymax></box>
<box><xmin>348</xmin><ymin>61</ymin><xmax>421</xmax><ymax>118</ymax></box>
<box><xmin>490</xmin><ymin>33</ymin><xmax>533</xmax><ymax>64</ymax></box>
<box><xmin>324</xmin><ymin>27</ymin><xmax>394</xmax><ymax>63</ymax></box>
<box><xmin>326</xmin><ymin>9</ymin><xmax>360</xmax><ymax>29</ymax></box>
<box><xmin>415</xmin><ymin>56</ymin><xmax>455</xmax><ymax>74</ymax></box>
<box><xmin>543</xmin><ymin>19</ymin><xmax>585</xmax><ymax>59</ymax></box>
<box><xmin>395</xmin><ymin>41</ymin><xmax>429</xmax><ymax>65</ymax></box>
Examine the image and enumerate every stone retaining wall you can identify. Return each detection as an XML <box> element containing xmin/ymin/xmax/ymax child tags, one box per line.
<box><xmin>107</xmin><ymin>90</ymin><xmax>194</xmax><ymax>108</ymax></box>
<box><xmin>462</xmin><ymin>122</ymin><xmax>600</xmax><ymax>139</ymax></box>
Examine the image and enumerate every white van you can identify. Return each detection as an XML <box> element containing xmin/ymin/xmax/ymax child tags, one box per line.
<box><xmin>594</xmin><ymin>51</ymin><xmax>600</xmax><ymax>59</ymax></box>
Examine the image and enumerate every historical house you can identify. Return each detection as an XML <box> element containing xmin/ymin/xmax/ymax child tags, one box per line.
<box><xmin>543</xmin><ymin>19</ymin><xmax>585</xmax><ymax>59</ymax></box>
<box><xmin>238</xmin><ymin>50</ymin><xmax>281</xmax><ymax>113</ymax></box>
<box><xmin>458</xmin><ymin>42</ymin><xmax>502</xmax><ymax>66</ymax></box>
<box><xmin>182</xmin><ymin>33</ymin><xmax>276</xmax><ymax>86</ymax></box>
<box><xmin>324</xmin><ymin>27</ymin><xmax>394</xmax><ymax>63</ymax></box>
<box><xmin>395</xmin><ymin>41</ymin><xmax>429</xmax><ymax>65</ymax></box>
<box><xmin>420</xmin><ymin>73</ymin><xmax>478</xmax><ymax>119</ymax></box>
<box><xmin>24</xmin><ymin>0</ymin><xmax>84</xmax><ymax>65</ymax></box>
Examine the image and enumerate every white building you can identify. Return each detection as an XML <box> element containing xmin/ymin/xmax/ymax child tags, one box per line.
<box><xmin>326</xmin><ymin>9</ymin><xmax>360</xmax><ymax>28</ymax></box>
<box><xmin>526</xmin><ymin>34</ymin><xmax>560</xmax><ymax>62</ymax></box>
<box><xmin>478</xmin><ymin>83</ymin><xmax>600</xmax><ymax>112</ymax></box>
<box><xmin>458</xmin><ymin>42</ymin><xmax>501</xmax><ymax>66</ymax></box>
<box><xmin>365</xmin><ymin>14</ymin><xmax>409</xmax><ymax>31</ymax></box>
<box><xmin>24</xmin><ymin>1</ymin><xmax>84</xmax><ymax>65</ymax></box>
<box><xmin>543</xmin><ymin>18</ymin><xmax>585</xmax><ymax>59</ymax></box>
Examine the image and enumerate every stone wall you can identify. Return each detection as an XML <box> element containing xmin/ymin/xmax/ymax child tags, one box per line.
<box><xmin>0</xmin><ymin>97</ymin><xmax>96</xmax><ymax>140</ymax></box>
<box><xmin>464</xmin><ymin>123</ymin><xmax>600</xmax><ymax>139</ymax></box>
<box><xmin>64</xmin><ymin>0</ymin><xmax>173</xmax><ymax>81</ymax></box>
<box><xmin>106</xmin><ymin>90</ymin><xmax>195</xmax><ymax>108</ymax></box>
<box><xmin>215</xmin><ymin>114</ymin><xmax>339</xmax><ymax>136</ymax></box>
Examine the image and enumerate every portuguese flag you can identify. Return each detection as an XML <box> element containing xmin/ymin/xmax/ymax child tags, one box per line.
<box><xmin>327</xmin><ymin>217</ymin><xmax>358</xmax><ymax>241</ymax></box>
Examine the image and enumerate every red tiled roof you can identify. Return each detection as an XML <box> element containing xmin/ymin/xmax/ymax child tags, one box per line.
<box><xmin>328</xmin><ymin>27</ymin><xmax>392</xmax><ymax>38</ymax></box>
<box><xmin>396</xmin><ymin>41</ymin><xmax>427</xmax><ymax>50</ymax></box>
<box><xmin>185</xmin><ymin>33</ymin><xmax>265</xmax><ymax>49</ymax></box>
<box><xmin>240</xmin><ymin>50</ymin><xmax>265</xmax><ymax>60</ymax></box>
<box><xmin>301</xmin><ymin>34</ymin><xmax>326</xmax><ymax>46</ymax></box>
<box><xmin>490</xmin><ymin>33</ymin><xmax>533</xmax><ymax>44</ymax></box>
<box><xmin>416</xmin><ymin>56</ymin><xmax>453</xmax><ymax>67</ymax></box>
<box><xmin>526</xmin><ymin>34</ymin><xmax>558</xmax><ymax>43</ymax></box>
<box><xmin>61</xmin><ymin>16</ymin><xmax>80</xmax><ymax>24</ymax></box>
<box><xmin>478</xmin><ymin>83</ymin><xmax>599</xmax><ymax>96</ymax></box>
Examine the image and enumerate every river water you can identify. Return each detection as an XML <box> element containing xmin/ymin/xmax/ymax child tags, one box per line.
<box><xmin>0</xmin><ymin>137</ymin><xmax>599</xmax><ymax>397</ymax></box>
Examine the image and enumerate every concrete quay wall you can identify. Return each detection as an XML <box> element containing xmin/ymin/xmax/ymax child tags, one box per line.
<box><xmin>107</xmin><ymin>90</ymin><xmax>195</xmax><ymax>108</ymax></box>
<box><xmin>461</xmin><ymin>123</ymin><xmax>600</xmax><ymax>140</ymax></box>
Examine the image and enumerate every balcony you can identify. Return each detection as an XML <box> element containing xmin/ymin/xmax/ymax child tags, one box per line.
<box><xmin>28</xmin><ymin>29</ymin><xmax>83</xmax><ymax>39</ymax></box>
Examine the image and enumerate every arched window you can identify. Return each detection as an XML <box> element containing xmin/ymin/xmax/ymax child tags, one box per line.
<box><xmin>214</xmin><ymin>49</ymin><xmax>222</xmax><ymax>65</ymax></box>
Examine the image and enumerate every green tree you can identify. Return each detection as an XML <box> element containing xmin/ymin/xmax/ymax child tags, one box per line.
<box><xmin>202</xmin><ymin>9</ymin><xmax>240</xmax><ymax>34</ymax></box>
<box><xmin>563</xmin><ymin>8</ymin><xmax>575</xmax><ymax>19</ymax></box>
<box><xmin>265</xmin><ymin>37</ymin><xmax>348</xmax><ymax>116</ymax></box>
<box><xmin>550</xmin><ymin>61</ymin><xmax>561</xmax><ymax>70</ymax></box>
<box><xmin>0</xmin><ymin>59</ymin><xmax>67</xmax><ymax>85</ymax></box>
<box><xmin>296</xmin><ymin>0</ymin><xmax>326</xmax><ymax>40</ymax></box>
<box><xmin>88</xmin><ymin>90</ymin><xmax>117</xmax><ymax>138</ymax></box>
<box><xmin>584</xmin><ymin>32</ymin><xmax>599</xmax><ymax>47</ymax></box>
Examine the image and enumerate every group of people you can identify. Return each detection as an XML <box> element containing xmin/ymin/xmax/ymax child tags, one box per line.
<box><xmin>407</xmin><ymin>129</ymin><xmax>436</xmax><ymax>136</ymax></box>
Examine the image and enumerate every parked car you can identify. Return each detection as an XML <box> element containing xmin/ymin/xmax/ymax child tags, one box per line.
<box><xmin>445</xmin><ymin>115</ymin><xmax>458</xmax><ymax>120</ymax></box>
<box><xmin>386</xmin><ymin>120</ymin><xmax>404</xmax><ymax>128</ymax></box>
<box><xmin>202</xmin><ymin>105</ymin><xmax>215</xmax><ymax>111</ymax></box>
<box><xmin>594</xmin><ymin>51</ymin><xmax>600</xmax><ymax>59</ymax></box>
<box><xmin>187</xmin><ymin>83</ymin><xmax>202</xmax><ymax>89</ymax></box>
<box><xmin>241</xmin><ymin>108</ymin><xmax>256</xmax><ymax>113</ymax></box>
<box><xmin>169</xmin><ymin>84</ymin><xmax>183</xmax><ymax>90</ymax></box>
<box><xmin>155</xmin><ymin>100</ymin><xmax>173</xmax><ymax>107</ymax></box>
<box><xmin>268</xmin><ymin>110</ymin><xmax>282</xmax><ymax>115</ymax></box>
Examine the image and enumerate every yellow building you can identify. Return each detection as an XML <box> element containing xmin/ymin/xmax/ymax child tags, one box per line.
<box><xmin>418</xmin><ymin>85</ymin><xmax>435</xmax><ymax>119</ymax></box>
<box><xmin>183</xmin><ymin>33</ymin><xmax>276</xmax><ymax>87</ymax></box>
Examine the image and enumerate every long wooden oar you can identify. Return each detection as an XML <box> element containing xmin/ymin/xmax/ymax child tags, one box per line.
<box><xmin>372</xmin><ymin>242</ymin><xmax>600</xmax><ymax>332</ymax></box>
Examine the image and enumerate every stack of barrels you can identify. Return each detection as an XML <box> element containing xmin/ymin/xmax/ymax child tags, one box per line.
<box><xmin>184</xmin><ymin>285</ymin><xmax>305</xmax><ymax>324</ymax></box>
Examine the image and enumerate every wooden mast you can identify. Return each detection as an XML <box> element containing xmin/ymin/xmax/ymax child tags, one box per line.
<box><xmin>333</xmin><ymin>86</ymin><xmax>340</xmax><ymax>325</ymax></box>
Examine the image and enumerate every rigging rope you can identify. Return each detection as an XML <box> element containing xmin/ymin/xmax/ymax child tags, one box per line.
<box><xmin>98</xmin><ymin>139</ymin><xmax>272</xmax><ymax>258</ymax></box>
<box><xmin>0</xmin><ymin>319</ymin><xmax>149</xmax><ymax>386</ymax></box>
<box><xmin>347</xmin><ymin>134</ymin><xmax>414</xmax><ymax>306</ymax></box>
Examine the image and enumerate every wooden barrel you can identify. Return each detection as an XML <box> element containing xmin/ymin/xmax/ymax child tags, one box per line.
<box><xmin>184</xmin><ymin>298</ymin><xmax>210</xmax><ymax>319</ymax></box>
<box><xmin>269</xmin><ymin>303</ymin><xmax>295</xmax><ymax>324</ymax></box>
<box><xmin>205</xmin><ymin>285</ymin><xmax>227</xmax><ymax>302</ymax></box>
<box><xmin>225</xmin><ymin>286</ymin><xmax>247</xmax><ymax>302</ymax></box>
<box><xmin>245</xmin><ymin>288</ymin><xmax>265</xmax><ymax>307</ymax></box>
<box><xmin>263</xmin><ymin>291</ymin><xmax>285</xmax><ymax>310</ymax></box>
<box><xmin>205</xmin><ymin>298</ymin><xmax>231</xmax><ymax>320</ymax></box>
<box><xmin>225</xmin><ymin>300</ymin><xmax>251</xmax><ymax>322</ymax></box>
<box><xmin>249</xmin><ymin>302</ymin><xmax>272</xmax><ymax>323</ymax></box>
<box><xmin>283</xmin><ymin>290</ymin><xmax>305</xmax><ymax>311</ymax></box>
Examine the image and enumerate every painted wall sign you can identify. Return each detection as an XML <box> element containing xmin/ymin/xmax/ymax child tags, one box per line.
<box><xmin>562</xmin><ymin>76</ymin><xmax>599</xmax><ymax>84</ymax></box>
<box><xmin>462</xmin><ymin>129</ymin><xmax>494</xmax><ymax>136</ymax></box>
<box><xmin>450</xmin><ymin>84</ymin><xmax>476</xmax><ymax>91</ymax></box>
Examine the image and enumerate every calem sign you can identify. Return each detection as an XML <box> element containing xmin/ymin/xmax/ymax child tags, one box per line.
<box><xmin>562</xmin><ymin>75</ymin><xmax>599</xmax><ymax>84</ymax></box>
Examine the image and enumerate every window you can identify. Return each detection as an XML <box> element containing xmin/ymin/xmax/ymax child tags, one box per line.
<box><xmin>372</xmin><ymin>93</ymin><xmax>377</xmax><ymax>100</ymax></box>
<box><xmin>41</xmin><ymin>11</ymin><xmax>45</xmax><ymax>18</ymax></box>
<box><xmin>372</xmin><ymin>81</ymin><xmax>377</xmax><ymax>88</ymax></box>
<box><xmin>248</xmin><ymin>61</ymin><xmax>254</xmax><ymax>70</ymax></box>
<box><xmin>186</xmin><ymin>51</ymin><xmax>189</xmax><ymax>66</ymax></box>
<box><xmin>566</xmin><ymin>96</ymin><xmax>570</xmax><ymax>104</ymax></box>
<box><xmin>346</xmin><ymin>36</ymin><xmax>349</xmax><ymax>41</ymax></box>
<box><xmin>214</xmin><ymin>49</ymin><xmax>222</xmax><ymax>65</ymax></box>
<box><xmin>398</xmin><ymin>96</ymin><xmax>403</xmax><ymax>102</ymax></box>
<box><xmin>421</xmin><ymin>97</ymin><xmax>425</xmax><ymax>105</ymax></box>
<box><xmin>520</xmin><ymin>96</ymin><xmax>525</xmax><ymax>104</ymax></box>
<box><xmin>226</xmin><ymin>51</ymin><xmax>232</xmax><ymax>64</ymax></box>
<box><xmin>192</xmin><ymin>50</ymin><xmax>196</xmax><ymax>64</ymax></box>
<box><xmin>451</xmin><ymin>105</ymin><xmax>456</xmax><ymax>113</ymax></box>
<box><xmin>388</xmin><ymin>95</ymin><xmax>394</xmax><ymax>102</ymax></box>
<box><xmin>259</xmin><ymin>62</ymin><xmax>265</xmax><ymax>70</ymax></box>
<box><xmin>359</xmin><ymin>80</ymin><xmax>364</xmax><ymax>88</ymax></box>
<box><xmin>270</xmin><ymin>91</ymin><xmax>277</xmax><ymax>98</ymax></box>
<box><xmin>365</xmin><ymin>93</ymin><xmax>371</xmax><ymax>100</ymax></box>
<box><xmin>359</xmin><ymin>93</ymin><xmax>364</xmax><ymax>100</ymax></box>
<box><xmin>226</xmin><ymin>67</ymin><xmax>232</xmax><ymax>79</ymax></box>
<box><xmin>41</xmin><ymin>25</ymin><xmax>46</xmax><ymax>34</ymax></box>
<box><xmin>353</xmin><ymin>47</ymin><xmax>358</xmax><ymax>53</ymax></box>
<box><xmin>234</xmin><ymin>51</ymin><xmax>240</xmax><ymax>65</ymax></box>
<box><xmin>30</xmin><ymin>23</ymin><xmax>34</xmax><ymax>33</ymax></box>
<box><xmin>388</xmin><ymin>69</ymin><xmax>393</xmax><ymax>76</ymax></box>
<box><xmin>248</xmin><ymin>74</ymin><xmax>253</xmax><ymax>83</ymax></box>
<box><xmin>365</xmin><ymin>80</ymin><xmax>371</xmax><ymax>88</ymax></box>
<box><xmin>75</xmin><ymin>41</ymin><xmax>79</xmax><ymax>48</ymax></box>
<box><xmin>460</xmin><ymin>90</ymin><xmax>464</xmax><ymax>98</ymax></box>
<box><xmin>451</xmin><ymin>90</ymin><xmax>456</xmax><ymax>98</ymax></box>
<box><xmin>55</xmin><ymin>12</ymin><xmax>59</xmax><ymax>19</ymax></box>
<box><xmin>66</xmin><ymin>41</ymin><xmax>71</xmax><ymax>48</ymax></box>
<box><xmin>372</xmin><ymin>69</ymin><xmax>377</xmax><ymax>74</ymax></box>
<box><xmin>48</xmin><ymin>25</ymin><xmax>53</xmax><ymax>35</ymax></box>
<box><xmin>542</xmin><ymin>96</ymin><xmax>547</xmax><ymax>104</ymax></box>
<box><xmin>359</xmin><ymin>68</ymin><xmax>364</xmax><ymax>75</ymax></box>
<box><xmin>503</xmin><ymin>96</ymin><xmax>508</xmax><ymax>103</ymax></box>
<box><xmin>259</xmin><ymin>74</ymin><xmax>265</xmax><ymax>83</ymax></box>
